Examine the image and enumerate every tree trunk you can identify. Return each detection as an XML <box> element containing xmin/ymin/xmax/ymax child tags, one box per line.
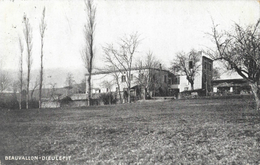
<box><xmin>87</xmin><ymin>75</ymin><xmax>91</xmax><ymax>106</ymax></box>
<box><xmin>19</xmin><ymin>93</ymin><xmax>22</xmax><ymax>109</ymax></box>
<box><xmin>143</xmin><ymin>87</ymin><xmax>146</xmax><ymax>100</ymax></box>
<box><xmin>39</xmin><ymin>48</ymin><xmax>43</xmax><ymax>109</ymax></box>
<box><xmin>127</xmin><ymin>87</ymin><xmax>131</xmax><ymax>103</ymax></box>
<box><xmin>191</xmin><ymin>82</ymin><xmax>194</xmax><ymax>90</ymax></box>
<box><xmin>26</xmin><ymin>73</ymin><xmax>30</xmax><ymax>109</ymax></box>
<box><xmin>109</xmin><ymin>92</ymin><xmax>111</xmax><ymax>105</ymax></box>
<box><xmin>19</xmin><ymin>75</ymin><xmax>22</xmax><ymax>110</ymax></box>
<box><xmin>118</xmin><ymin>86</ymin><xmax>122</xmax><ymax>104</ymax></box>
<box><xmin>249</xmin><ymin>82</ymin><xmax>260</xmax><ymax>110</ymax></box>
<box><xmin>19</xmin><ymin>59</ymin><xmax>23</xmax><ymax>110</ymax></box>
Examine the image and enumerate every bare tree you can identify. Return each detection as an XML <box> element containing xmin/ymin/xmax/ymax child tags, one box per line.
<box><xmin>212</xmin><ymin>67</ymin><xmax>221</xmax><ymax>80</ymax></box>
<box><xmin>135</xmin><ymin>52</ymin><xmax>161</xmax><ymax>99</ymax></box>
<box><xmin>11</xmin><ymin>80</ymin><xmax>19</xmax><ymax>94</ymax></box>
<box><xmin>65</xmin><ymin>72</ymin><xmax>75</xmax><ymax>96</ymax></box>
<box><xmin>23</xmin><ymin>14</ymin><xmax>33</xmax><ymax>109</ymax></box>
<box><xmin>101</xmin><ymin>80</ymin><xmax>113</xmax><ymax>92</ymax></box>
<box><xmin>18</xmin><ymin>36</ymin><xmax>24</xmax><ymax>109</ymax></box>
<box><xmin>30</xmin><ymin>76</ymin><xmax>39</xmax><ymax>100</ymax></box>
<box><xmin>0</xmin><ymin>71</ymin><xmax>10</xmax><ymax>93</ymax></box>
<box><xmin>82</xmin><ymin>0</ymin><xmax>96</xmax><ymax>106</ymax></box>
<box><xmin>39</xmin><ymin>7</ymin><xmax>47</xmax><ymax>108</ymax></box>
<box><xmin>49</xmin><ymin>83</ymin><xmax>57</xmax><ymax>100</ymax></box>
<box><xmin>171</xmin><ymin>50</ymin><xmax>201</xmax><ymax>90</ymax></box>
<box><xmin>78</xmin><ymin>78</ymin><xmax>86</xmax><ymax>93</ymax></box>
<box><xmin>111</xmin><ymin>67</ymin><xmax>123</xmax><ymax>103</ymax></box>
<box><xmin>101</xmin><ymin>80</ymin><xmax>113</xmax><ymax>104</ymax></box>
<box><xmin>208</xmin><ymin>20</ymin><xmax>260</xmax><ymax>110</ymax></box>
<box><xmin>103</xmin><ymin>32</ymin><xmax>140</xmax><ymax>103</ymax></box>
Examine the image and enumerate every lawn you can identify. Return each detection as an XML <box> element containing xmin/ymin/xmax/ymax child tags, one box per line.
<box><xmin>0</xmin><ymin>98</ymin><xmax>260</xmax><ymax>165</ymax></box>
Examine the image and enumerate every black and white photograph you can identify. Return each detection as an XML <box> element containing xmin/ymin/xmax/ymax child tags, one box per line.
<box><xmin>0</xmin><ymin>0</ymin><xmax>260</xmax><ymax>164</ymax></box>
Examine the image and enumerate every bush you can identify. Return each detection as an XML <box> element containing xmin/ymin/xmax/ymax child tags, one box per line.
<box><xmin>99</xmin><ymin>93</ymin><xmax>117</xmax><ymax>105</ymax></box>
<box><xmin>0</xmin><ymin>99</ymin><xmax>19</xmax><ymax>109</ymax></box>
<box><xmin>29</xmin><ymin>100</ymin><xmax>39</xmax><ymax>109</ymax></box>
<box><xmin>60</xmin><ymin>96</ymin><xmax>73</xmax><ymax>106</ymax></box>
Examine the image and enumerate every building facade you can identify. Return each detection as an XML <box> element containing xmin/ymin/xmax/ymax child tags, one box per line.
<box><xmin>85</xmin><ymin>67</ymin><xmax>179</xmax><ymax>100</ymax></box>
<box><xmin>171</xmin><ymin>52</ymin><xmax>213</xmax><ymax>95</ymax></box>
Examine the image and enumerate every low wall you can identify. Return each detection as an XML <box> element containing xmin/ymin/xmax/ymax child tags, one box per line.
<box><xmin>68</xmin><ymin>100</ymin><xmax>87</xmax><ymax>107</ymax></box>
<box><xmin>41</xmin><ymin>101</ymin><xmax>60</xmax><ymax>108</ymax></box>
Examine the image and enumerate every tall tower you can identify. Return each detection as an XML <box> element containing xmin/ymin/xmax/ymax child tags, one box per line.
<box><xmin>202</xmin><ymin>56</ymin><xmax>213</xmax><ymax>95</ymax></box>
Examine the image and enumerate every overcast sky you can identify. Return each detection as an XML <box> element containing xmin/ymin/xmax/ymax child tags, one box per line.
<box><xmin>0</xmin><ymin>0</ymin><xmax>259</xmax><ymax>74</ymax></box>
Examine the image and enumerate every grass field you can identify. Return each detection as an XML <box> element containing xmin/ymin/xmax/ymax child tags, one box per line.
<box><xmin>1</xmin><ymin>98</ymin><xmax>260</xmax><ymax>165</ymax></box>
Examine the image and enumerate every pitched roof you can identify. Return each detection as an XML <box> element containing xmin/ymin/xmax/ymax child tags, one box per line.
<box><xmin>85</xmin><ymin>67</ymin><xmax>174</xmax><ymax>76</ymax></box>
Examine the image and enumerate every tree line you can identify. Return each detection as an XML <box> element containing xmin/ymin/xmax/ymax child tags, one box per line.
<box><xmin>1</xmin><ymin>0</ymin><xmax>260</xmax><ymax>110</ymax></box>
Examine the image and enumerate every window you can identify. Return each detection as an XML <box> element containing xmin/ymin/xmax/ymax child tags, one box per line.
<box><xmin>121</xmin><ymin>75</ymin><xmax>126</xmax><ymax>82</ymax></box>
<box><xmin>130</xmin><ymin>74</ymin><xmax>133</xmax><ymax>81</ymax></box>
<box><xmin>209</xmin><ymin>63</ymin><xmax>212</xmax><ymax>71</ymax></box>
<box><xmin>168</xmin><ymin>78</ymin><xmax>172</xmax><ymax>84</ymax></box>
<box><xmin>204</xmin><ymin>62</ymin><xmax>207</xmax><ymax>70</ymax></box>
<box><xmin>172</xmin><ymin>76</ymin><xmax>180</xmax><ymax>84</ymax></box>
<box><xmin>164</xmin><ymin>75</ymin><xmax>167</xmax><ymax>83</ymax></box>
<box><xmin>139</xmin><ymin>73</ymin><xmax>144</xmax><ymax>79</ymax></box>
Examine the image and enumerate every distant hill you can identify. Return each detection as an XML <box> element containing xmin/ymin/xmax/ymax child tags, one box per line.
<box><xmin>2</xmin><ymin>67</ymin><xmax>87</xmax><ymax>89</ymax></box>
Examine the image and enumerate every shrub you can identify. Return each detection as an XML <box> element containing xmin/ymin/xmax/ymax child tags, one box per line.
<box><xmin>99</xmin><ymin>93</ymin><xmax>117</xmax><ymax>105</ymax></box>
<box><xmin>60</xmin><ymin>96</ymin><xmax>73</xmax><ymax>106</ymax></box>
<box><xmin>29</xmin><ymin>100</ymin><xmax>39</xmax><ymax>109</ymax></box>
<box><xmin>0</xmin><ymin>96</ymin><xmax>19</xmax><ymax>109</ymax></box>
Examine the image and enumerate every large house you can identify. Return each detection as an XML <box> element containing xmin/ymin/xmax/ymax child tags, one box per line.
<box><xmin>171</xmin><ymin>52</ymin><xmax>213</xmax><ymax>95</ymax></box>
<box><xmin>85</xmin><ymin>66</ymin><xmax>180</xmax><ymax>101</ymax></box>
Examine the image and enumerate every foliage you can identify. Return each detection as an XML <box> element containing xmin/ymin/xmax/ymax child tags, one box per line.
<box><xmin>60</xmin><ymin>96</ymin><xmax>73</xmax><ymax>105</ymax></box>
<box><xmin>0</xmin><ymin>97</ymin><xmax>19</xmax><ymax>109</ymax></box>
<box><xmin>99</xmin><ymin>92</ymin><xmax>117</xmax><ymax>105</ymax></box>
<box><xmin>0</xmin><ymin>97</ymin><xmax>39</xmax><ymax>109</ymax></box>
